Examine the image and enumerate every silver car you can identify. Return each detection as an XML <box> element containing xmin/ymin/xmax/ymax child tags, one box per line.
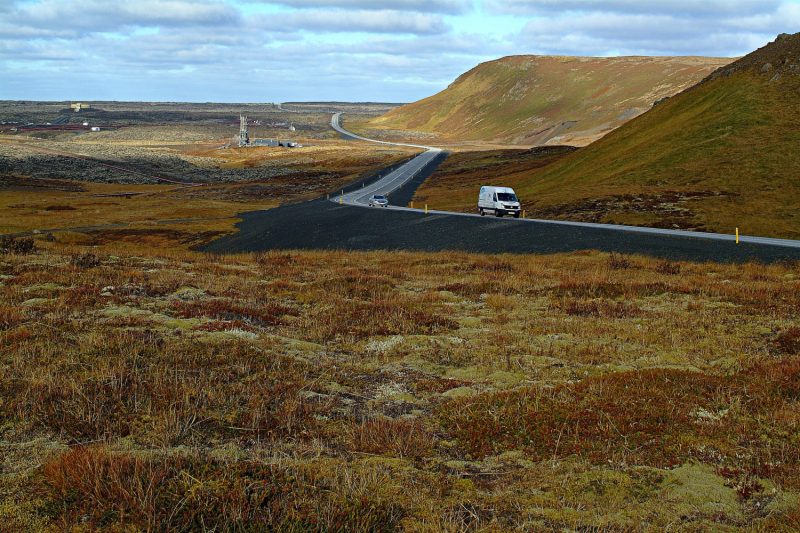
<box><xmin>368</xmin><ymin>195</ymin><xmax>389</xmax><ymax>207</ymax></box>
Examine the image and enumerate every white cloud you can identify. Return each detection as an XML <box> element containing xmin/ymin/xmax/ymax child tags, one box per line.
<box><xmin>509</xmin><ymin>0</ymin><xmax>799</xmax><ymax>57</ymax></box>
<box><xmin>265</xmin><ymin>9</ymin><xmax>450</xmax><ymax>34</ymax></box>
<box><xmin>246</xmin><ymin>0</ymin><xmax>473</xmax><ymax>15</ymax></box>
<box><xmin>484</xmin><ymin>0</ymin><xmax>783</xmax><ymax>16</ymax></box>
<box><xmin>10</xmin><ymin>0</ymin><xmax>239</xmax><ymax>31</ymax></box>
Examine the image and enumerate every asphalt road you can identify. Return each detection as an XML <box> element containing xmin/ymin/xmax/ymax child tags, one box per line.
<box><xmin>201</xmin><ymin>115</ymin><xmax>800</xmax><ymax>263</ymax></box>
<box><xmin>330</xmin><ymin>113</ymin><xmax>442</xmax><ymax>206</ymax></box>
<box><xmin>201</xmin><ymin>199</ymin><xmax>800</xmax><ymax>263</ymax></box>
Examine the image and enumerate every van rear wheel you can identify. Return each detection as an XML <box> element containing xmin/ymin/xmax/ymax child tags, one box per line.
<box><xmin>479</xmin><ymin>208</ymin><xmax>485</xmax><ymax>216</ymax></box>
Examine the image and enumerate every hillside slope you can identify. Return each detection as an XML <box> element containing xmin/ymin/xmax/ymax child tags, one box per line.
<box><xmin>412</xmin><ymin>33</ymin><xmax>800</xmax><ymax>240</ymax></box>
<box><xmin>359</xmin><ymin>55</ymin><xmax>730</xmax><ymax>146</ymax></box>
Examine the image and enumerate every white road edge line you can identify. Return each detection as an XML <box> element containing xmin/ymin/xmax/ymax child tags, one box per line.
<box><xmin>329</xmin><ymin>114</ymin><xmax>800</xmax><ymax>250</ymax></box>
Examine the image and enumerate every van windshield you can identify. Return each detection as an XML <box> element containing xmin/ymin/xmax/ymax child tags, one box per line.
<box><xmin>497</xmin><ymin>193</ymin><xmax>518</xmax><ymax>202</ymax></box>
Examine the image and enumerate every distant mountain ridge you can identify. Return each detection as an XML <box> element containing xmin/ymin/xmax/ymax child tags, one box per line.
<box><xmin>362</xmin><ymin>55</ymin><xmax>732</xmax><ymax>146</ymax></box>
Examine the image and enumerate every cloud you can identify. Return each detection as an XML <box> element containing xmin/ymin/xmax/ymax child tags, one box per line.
<box><xmin>15</xmin><ymin>0</ymin><xmax>238</xmax><ymax>27</ymax></box>
<box><xmin>1</xmin><ymin>0</ymin><xmax>797</xmax><ymax>103</ymax></box>
<box><xmin>1</xmin><ymin>0</ymin><xmax>240</xmax><ymax>39</ymax></box>
<box><xmin>485</xmin><ymin>0</ymin><xmax>783</xmax><ymax>17</ymax></box>
<box><xmin>245</xmin><ymin>0</ymin><xmax>473</xmax><ymax>15</ymax></box>
<box><xmin>264</xmin><ymin>9</ymin><xmax>449</xmax><ymax>34</ymax></box>
<box><xmin>509</xmin><ymin>0</ymin><xmax>800</xmax><ymax>57</ymax></box>
<box><xmin>0</xmin><ymin>0</ymin><xmax>450</xmax><ymax>39</ymax></box>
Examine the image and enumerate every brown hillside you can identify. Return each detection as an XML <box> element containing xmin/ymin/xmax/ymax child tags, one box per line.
<box><xmin>412</xmin><ymin>33</ymin><xmax>800</xmax><ymax>240</ymax></box>
<box><xmin>357</xmin><ymin>55</ymin><xmax>732</xmax><ymax>146</ymax></box>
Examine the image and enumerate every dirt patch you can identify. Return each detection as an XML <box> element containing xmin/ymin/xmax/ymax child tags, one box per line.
<box><xmin>83</xmin><ymin>228</ymin><xmax>228</xmax><ymax>248</ymax></box>
<box><xmin>0</xmin><ymin>174</ymin><xmax>87</xmax><ymax>192</ymax></box>
<box><xmin>527</xmin><ymin>190</ymin><xmax>735</xmax><ymax>231</ymax></box>
<box><xmin>176</xmin><ymin>170</ymin><xmax>346</xmax><ymax>203</ymax></box>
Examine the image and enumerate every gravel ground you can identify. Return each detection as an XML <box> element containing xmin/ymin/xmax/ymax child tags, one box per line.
<box><xmin>0</xmin><ymin>143</ymin><xmax>297</xmax><ymax>184</ymax></box>
<box><xmin>202</xmin><ymin>198</ymin><xmax>800</xmax><ymax>263</ymax></box>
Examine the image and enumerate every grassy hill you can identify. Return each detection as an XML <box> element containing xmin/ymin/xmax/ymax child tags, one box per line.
<box><xmin>413</xmin><ymin>33</ymin><xmax>800</xmax><ymax>240</ymax></box>
<box><xmin>355</xmin><ymin>55</ymin><xmax>730</xmax><ymax>146</ymax></box>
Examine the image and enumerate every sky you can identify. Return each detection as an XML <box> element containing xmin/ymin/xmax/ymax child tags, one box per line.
<box><xmin>1</xmin><ymin>0</ymin><xmax>799</xmax><ymax>103</ymax></box>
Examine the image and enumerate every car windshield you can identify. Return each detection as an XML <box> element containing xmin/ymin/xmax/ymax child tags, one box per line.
<box><xmin>374</xmin><ymin>196</ymin><xmax>386</xmax><ymax>200</ymax></box>
<box><xmin>497</xmin><ymin>193</ymin><xmax>517</xmax><ymax>202</ymax></box>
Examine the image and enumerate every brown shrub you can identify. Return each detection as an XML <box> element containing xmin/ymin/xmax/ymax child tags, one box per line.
<box><xmin>306</xmin><ymin>298</ymin><xmax>457</xmax><ymax>342</ymax></box>
<box><xmin>485</xmin><ymin>294</ymin><xmax>515</xmax><ymax>312</ymax></box>
<box><xmin>72</xmin><ymin>251</ymin><xmax>101</xmax><ymax>268</ymax></box>
<box><xmin>254</xmin><ymin>250</ymin><xmax>293</xmax><ymax>267</ymax></box>
<box><xmin>39</xmin><ymin>446</ymin><xmax>167</xmax><ymax>528</ymax></box>
<box><xmin>0</xmin><ymin>235</ymin><xmax>36</xmax><ymax>255</ymax></box>
<box><xmin>0</xmin><ymin>308</ymin><xmax>24</xmax><ymax>330</ymax></box>
<box><xmin>655</xmin><ymin>259</ymin><xmax>681</xmax><ymax>275</ymax></box>
<box><xmin>439</xmin><ymin>364</ymin><xmax>800</xmax><ymax>485</ymax></box>
<box><xmin>27</xmin><ymin>378</ymin><xmax>133</xmax><ymax>442</ymax></box>
<box><xmin>347</xmin><ymin>418</ymin><xmax>434</xmax><ymax>459</ymax></box>
<box><xmin>410</xmin><ymin>377</ymin><xmax>472</xmax><ymax>394</ymax></box>
<box><xmin>462</xmin><ymin>258</ymin><xmax>514</xmax><ymax>273</ymax></box>
<box><xmin>773</xmin><ymin>327</ymin><xmax>800</xmax><ymax>355</ymax></box>
<box><xmin>437</xmin><ymin>281</ymin><xmax>512</xmax><ymax>298</ymax></box>
<box><xmin>607</xmin><ymin>252</ymin><xmax>634</xmax><ymax>270</ymax></box>
<box><xmin>173</xmin><ymin>299</ymin><xmax>297</xmax><ymax>326</ymax></box>
<box><xmin>552</xmin><ymin>280</ymin><xmax>670</xmax><ymax>299</ymax></box>
<box><xmin>558</xmin><ymin>298</ymin><xmax>643</xmax><ymax>318</ymax></box>
<box><xmin>38</xmin><ymin>447</ymin><xmax>405</xmax><ymax>532</ymax></box>
<box><xmin>318</xmin><ymin>273</ymin><xmax>397</xmax><ymax>299</ymax></box>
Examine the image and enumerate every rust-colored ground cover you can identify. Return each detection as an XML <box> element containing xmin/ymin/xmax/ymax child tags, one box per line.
<box><xmin>1</xmin><ymin>238</ymin><xmax>799</xmax><ymax>531</ymax></box>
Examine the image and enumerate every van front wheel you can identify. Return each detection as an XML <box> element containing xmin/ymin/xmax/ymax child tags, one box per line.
<box><xmin>513</xmin><ymin>212</ymin><xmax>520</xmax><ymax>219</ymax></box>
<box><xmin>495</xmin><ymin>210</ymin><xmax>503</xmax><ymax>217</ymax></box>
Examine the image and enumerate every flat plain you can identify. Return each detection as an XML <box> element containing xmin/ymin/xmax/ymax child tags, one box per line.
<box><xmin>0</xmin><ymin>101</ymin><xmax>416</xmax><ymax>243</ymax></box>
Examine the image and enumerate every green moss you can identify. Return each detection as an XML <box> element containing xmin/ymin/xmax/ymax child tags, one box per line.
<box><xmin>661</xmin><ymin>462</ymin><xmax>743</xmax><ymax>523</ymax></box>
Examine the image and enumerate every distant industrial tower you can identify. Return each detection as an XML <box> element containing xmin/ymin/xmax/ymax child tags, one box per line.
<box><xmin>238</xmin><ymin>115</ymin><xmax>249</xmax><ymax>147</ymax></box>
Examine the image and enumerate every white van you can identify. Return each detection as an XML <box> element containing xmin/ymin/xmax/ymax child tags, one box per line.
<box><xmin>478</xmin><ymin>186</ymin><xmax>521</xmax><ymax>218</ymax></box>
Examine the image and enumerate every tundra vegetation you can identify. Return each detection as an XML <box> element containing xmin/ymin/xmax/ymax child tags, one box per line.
<box><xmin>1</xmin><ymin>235</ymin><xmax>799</xmax><ymax>532</ymax></box>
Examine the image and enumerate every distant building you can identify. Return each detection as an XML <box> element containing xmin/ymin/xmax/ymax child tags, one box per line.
<box><xmin>238</xmin><ymin>115</ymin><xmax>249</xmax><ymax>147</ymax></box>
<box><xmin>71</xmin><ymin>103</ymin><xmax>89</xmax><ymax>113</ymax></box>
<box><xmin>250</xmin><ymin>138</ymin><xmax>280</xmax><ymax>147</ymax></box>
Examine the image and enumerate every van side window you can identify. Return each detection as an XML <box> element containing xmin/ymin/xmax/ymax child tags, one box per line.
<box><xmin>493</xmin><ymin>193</ymin><xmax>497</xmax><ymax>201</ymax></box>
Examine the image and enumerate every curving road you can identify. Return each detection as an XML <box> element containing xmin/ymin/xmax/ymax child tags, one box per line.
<box><xmin>329</xmin><ymin>114</ymin><xmax>800</xmax><ymax>250</ymax></box>
<box><xmin>330</xmin><ymin>113</ymin><xmax>442</xmax><ymax>206</ymax></box>
<box><xmin>200</xmin><ymin>116</ymin><xmax>800</xmax><ymax>262</ymax></box>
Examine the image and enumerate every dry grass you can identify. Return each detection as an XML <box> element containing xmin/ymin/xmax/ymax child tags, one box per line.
<box><xmin>354</xmin><ymin>55</ymin><xmax>729</xmax><ymax>145</ymax></box>
<box><xmin>0</xmin><ymin>239</ymin><xmax>798</xmax><ymax>531</ymax></box>
<box><xmin>409</xmin><ymin>58</ymin><xmax>800</xmax><ymax>239</ymax></box>
<box><xmin>0</xmin><ymin>136</ymin><xmax>415</xmax><ymax>237</ymax></box>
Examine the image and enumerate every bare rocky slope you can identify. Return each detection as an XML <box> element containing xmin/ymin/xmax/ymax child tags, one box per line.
<box><xmin>360</xmin><ymin>55</ymin><xmax>732</xmax><ymax>146</ymax></box>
